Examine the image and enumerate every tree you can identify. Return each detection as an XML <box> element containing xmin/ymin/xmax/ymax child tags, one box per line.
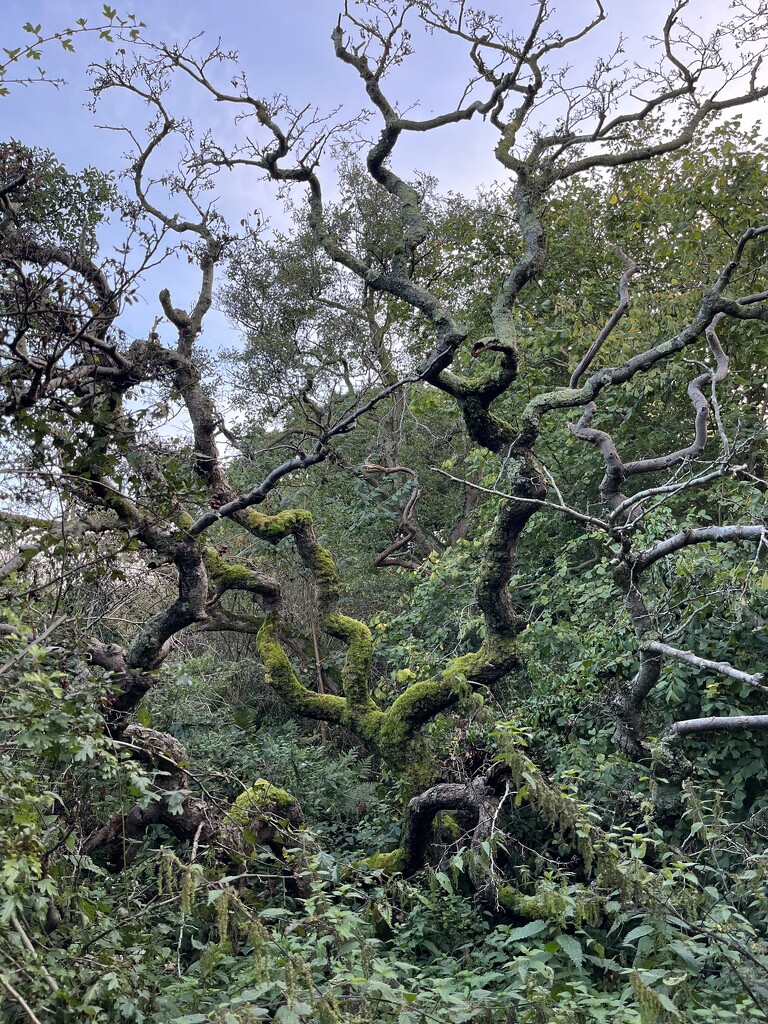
<box><xmin>2</xmin><ymin>3</ymin><xmax>768</xmax><ymax>1021</ymax></box>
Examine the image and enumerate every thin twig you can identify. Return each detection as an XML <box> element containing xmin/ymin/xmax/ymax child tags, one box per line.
<box><xmin>432</xmin><ymin>468</ymin><xmax>610</xmax><ymax>531</ymax></box>
<box><xmin>0</xmin><ymin>617</ymin><xmax>67</xmax><ymax>678</ymax></box>
<box><xmin>0</xmin><ymin>974</ymin><xmax>45</xmax><ymax>1024</ymax></box>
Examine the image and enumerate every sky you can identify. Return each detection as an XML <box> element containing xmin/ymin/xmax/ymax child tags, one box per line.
<box><xmin>4</xmin><ymin>0</ymin><xmax>733</xmax><ymax>186</ymax></box>
<box><xmin>2</xmin><ymin>0</ymin><xmax>761</xmax><ymax>354</ymax></box>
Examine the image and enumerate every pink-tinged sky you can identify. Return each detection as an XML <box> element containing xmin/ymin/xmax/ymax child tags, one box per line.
<box><xmin>2</xmin><ymin>0</ymin><xmax>762</xmax><ymax>352</ymax></box>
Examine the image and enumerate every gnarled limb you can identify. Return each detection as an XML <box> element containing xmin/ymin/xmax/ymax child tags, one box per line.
<box><xmin>244</xmin><ymin>496</ymin><xmax>537</xmax><ymax>783</ymax></box>
<box><xmin>83</xmin><ymin>725</ymin><xmax>307</xmax><ymax>876</ymax></box>
<box><xmin>611</xmin><ymin>519</ymin><xmax>766</xmax><ymax>758</ymax></box>
<box><xmin>569</xmin><ymin>307</ymin><xmax>732</xmax><ymax>511</ymax></box>
<box><xmin>400</xmin><ymin>777</ymin><xmax>496</xmax><ymax>877</ymax></box>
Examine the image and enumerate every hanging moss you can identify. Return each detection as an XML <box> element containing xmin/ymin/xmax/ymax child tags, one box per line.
<box><xmin>497</xmin><ymin>882</ymin><xmax>601</xmax><ymax>928</ymax></box>
<box><xmin>497</xmin><ymin>885</ymin><xmax>569</xmax><ymax>923</ymax></box>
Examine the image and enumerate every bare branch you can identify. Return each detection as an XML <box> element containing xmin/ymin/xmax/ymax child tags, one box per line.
<box><xmin>671</xmin><ymin>715</ymin><xmax>768</xmax><ymax>737</ymax></box>
<box><xmin>646</xmin><ymin>640</ymin><xmax>766</xmax><ymax>690</ymax></box>
<box><xmin>636</xmin><ymin>525</ymin><xmax>766</xmax><ymax>571</ymax></box>
<box><xmin>570</xmin><ymin>253</ymin><xmax>639</xmax><ymax>388</ymax></box>
<box><xmin>433</xmin><ymin>468</ymin><xmax>610</xmax><ymax>532</ymax></box>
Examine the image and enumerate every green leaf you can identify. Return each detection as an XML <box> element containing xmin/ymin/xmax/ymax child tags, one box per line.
<box><xmin>274</xmin><ymin>1010</ymin><xmax>301</xmax><ymax>1024</ymax></box>
<box><xmin>506</xmin><ymin>920</ymin><xmax>549</xmax><ymax>942</ymax></box>
<box><xmin>556</xmin><ymin>933</ymin><xmax>584</xmax><ymax>969</ymax></box>
<box><xmin>654</xmin><ymin>990</ymin><xmax>681</xmax><ymax>1016</ymax></box>
<box><xmin>433</xmin><ymin>870</ymin><xmax>453</xmax><ymax>893</ymax></box>
<box><xmin>623</xmin><ymin>924</ymin><xmax>654</xmax><ymax>945</ymax></box>
<box><xmin>668</xmin><ymin>939</ymin><xmax>703</xmax><ymax>968</ymax></box>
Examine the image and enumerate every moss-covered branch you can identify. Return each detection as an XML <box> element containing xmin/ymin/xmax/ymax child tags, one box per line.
<box><xmin>256</xmin><ymin>617</ymin><xmax>346</xmax><ymax>724</ymax></box>
<box><xmin>202</xmin><ymin>545</ymin><xmax>281</xmax><ymax>608</ymax></box>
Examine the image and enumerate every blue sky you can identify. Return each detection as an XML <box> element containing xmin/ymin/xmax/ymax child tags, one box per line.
<box><xmin>4</xmin><ymin>0</ymin><xmax>733</xmax><ymax>187</ymax></box>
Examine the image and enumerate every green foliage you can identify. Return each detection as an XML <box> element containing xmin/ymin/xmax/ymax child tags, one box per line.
<box><xmin>0</xmin><ymin>141</ymin><xmax>119</xmax><ymax>253</ymax></box>
<box><xmin>1</xmin><ymin>10</ymin><xmax>144</xmax><ymax>95</ymax></box>
<box><xmin>0</xmin><ymin>627</ymin><xmax>164</xmax><ymax>1021</ymax></box>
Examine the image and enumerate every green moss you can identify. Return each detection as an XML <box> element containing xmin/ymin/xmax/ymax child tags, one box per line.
<box><xmin>497</xmin><ymin>885</ymin><xmax>569</xmax><ymax>922</ymax></box>
<box><xmin>450</xmin><ymin>633</ymin><xmax>519</xmax><ymax>684</ymax></box>
<box><xmin>324</xmin><ymin>613</ymin><xmax>375</xmax><ymax>708</ymax></box>
<box><xmin>387</xmin><ymin>676</ymin><xmax>468</xmax><ymax>733</ymax></box>
<box><xmin>365</xmin><ymin>848</ymin><xmax>406</xmax><ymax>874</ymax></box>
<box><xmin>257</xmin><ymin>619</ymin><xmax>301</xmax><ymax>691</ymax></box>
<box><xmin>376</xmin><ymin>707</ymin><xmax>416</xmax><ymax>764</ymax></box>
<box><xmin>450</xmin><ymin>651</ymin><xmax>483</xmax><ymax>677</ymax></box>
<box><xmin>257</xmin><ymin>618</ymin><xmax>346</xmax><ymax>722</ymax></box>
<box><xmin>497</xmin><ymin>885</ymin><xmax>523</xmax><ymax>913</ymax></box>
<box><xmin>203</xmin><ymin>546</ymin><xmax>257</xmax><ymax>585</ymax></box>
<box><xmin>303</xmin><ymin>540</ymin><xmax>341</xmax><ymax>605</ymax></box>
<box><xmin>374</xmin><ymin>677</ymin><xmax>467</xmax><ymax>789</ymax></box>
<box><xmin>229</xmin><ymin>611</ymin><xmax>266</xmax><ymax>630</ymax></box>
<box><xmin>375</xmin><ymin>716</ymin><xmax>435</xmax><ymax>792</ymax></box>
<box><xmin>246</xmin><ymin>508</ymin><xmax>313</xmax><ymax>541</ymax></box>
<box><xmin>230</xmin><ymin>779</ymin><xmax>296</xmax><ymax>826</ymax></box>
<box><xmin>343</xmin><ymin>705</ymin><xmax>386</xmax><ymax>747</ymax></box>
<box><xmin>651</xmin><ymin>736</ymin><xmax>693</xmax><ymax>781</ymax></box>
<box><xmin>438</xmin><ymin>812</ymin><xmax>461</xmax><ymax>841</ymax></box>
